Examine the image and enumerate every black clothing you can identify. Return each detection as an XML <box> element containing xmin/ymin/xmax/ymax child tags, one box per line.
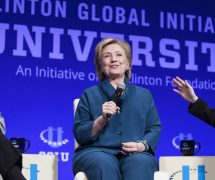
<box><xmin>0</xmin><ymin>132</ymin><xmax>25</xmax><ymax>180</ymax></box>
<box><xmin>189</xmin><ymin>98</ymin><xmax>215</xmax><ymax>127</ymax></box>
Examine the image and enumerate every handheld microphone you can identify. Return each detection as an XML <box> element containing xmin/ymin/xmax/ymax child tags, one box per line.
<box><xmin>107</xmin><ymin>83</ymin><xmax>125</xmax><ymax>118</ymax></box>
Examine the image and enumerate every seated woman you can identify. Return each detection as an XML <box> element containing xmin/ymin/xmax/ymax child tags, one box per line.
<box><xmin>0</xmin><ymin>114</ymin><xmax>26</xmax><ymax>180</ymax></box>
<box><xmin>73</xmin><ymin>38</ymin><xmax>162</xmax><ymax>180</ymax></box>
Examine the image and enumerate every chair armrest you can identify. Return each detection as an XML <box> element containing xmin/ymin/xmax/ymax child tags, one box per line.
<box><xmin>74</xmin><ymin>172</ymin><xmax>88</xmax><ymax>180</ymax></box>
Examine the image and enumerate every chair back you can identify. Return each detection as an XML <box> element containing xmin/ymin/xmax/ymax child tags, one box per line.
<box><xmin>73</xmin><ymin>99</ymin><xmax>80</xmax><ymax>149</ymax></box>
<box><xmin>73</xmin><ymin>99</ymin><xmax>80</xmax><ymax>116</ymax></box>
<box><xmin>73</xmin><ymin>98</ymin><xmax>89</xmax><ymax>180</ymax></box>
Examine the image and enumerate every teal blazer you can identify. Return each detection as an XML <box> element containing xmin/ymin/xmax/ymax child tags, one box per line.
<box><xmin>73</xmin><ymin>79</ymin><xmax>162</xmax><ymax>165</ymax></box>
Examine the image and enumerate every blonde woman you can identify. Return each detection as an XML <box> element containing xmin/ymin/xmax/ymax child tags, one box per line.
<box><xmin>73</xmin><ymin>38</ymin><xmax>161</xmax><ymax>180</ymax></box>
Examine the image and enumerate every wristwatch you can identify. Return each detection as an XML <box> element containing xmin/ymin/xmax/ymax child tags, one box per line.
<box><xmin>137</xmin><ymin>140</ymin><xmax>149</xmax><ymax>151</ymax></box>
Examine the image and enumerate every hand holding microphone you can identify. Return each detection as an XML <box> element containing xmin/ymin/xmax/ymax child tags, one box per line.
<box><xmin>102</xmin><ymin>83</ymin><xmax>125</xmax><ymax>119</ymax></box>
<box><xmin>102</xmin><ymin>101</ymin><xmax>120</xmax><ymax>119</ymax></box>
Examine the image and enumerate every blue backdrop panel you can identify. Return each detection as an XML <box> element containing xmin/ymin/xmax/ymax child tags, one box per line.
<box><xmin>0</xmin><ymin>1</ymin><xmax>215</xmax><ymax>179</ymax></box>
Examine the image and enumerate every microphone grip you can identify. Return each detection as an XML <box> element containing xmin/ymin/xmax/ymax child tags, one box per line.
<box><xmin>104</xmin><ymin>83</ymin><xmax>125</xmax><ymax>119</ymax></box>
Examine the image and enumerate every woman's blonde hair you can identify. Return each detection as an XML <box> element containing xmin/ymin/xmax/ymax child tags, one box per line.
<box><xmin>94</xmin><ymin>38</ymin><xmax>132</xmax><ymax>81</ymax></box>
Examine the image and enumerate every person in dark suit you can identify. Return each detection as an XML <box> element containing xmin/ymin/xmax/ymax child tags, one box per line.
<box><xmin>172</xmin><ymin>76</ymin><xmax>215</xmax><ymax>127</ymax></box>
<box><xmin>0</xmin><ymin>114</ymin><xmax>26</xmax><ymax>180</ymax></box>
<box><xmin>73</xmin><ymin>38</ymin><xmax>162</xmax><ymax>180</ymax></box>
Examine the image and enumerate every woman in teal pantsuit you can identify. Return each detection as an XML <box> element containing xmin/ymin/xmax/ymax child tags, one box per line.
<box><xmin>73</xmin><ymin>38</ymin><xmax>162</xmax><ymax>180</ymax></box>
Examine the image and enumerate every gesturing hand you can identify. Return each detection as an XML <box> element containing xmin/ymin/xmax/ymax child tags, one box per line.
<box><xmin>172</xmin><ymin>76</ymin><xmax>198</xmax><ymax>103</ymax></box>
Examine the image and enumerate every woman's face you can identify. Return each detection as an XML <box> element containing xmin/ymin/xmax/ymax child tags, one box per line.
<box><xmin>100</xmin><ymin>43</ymin><xmax>129</xmax><ymax>80</ymax></box>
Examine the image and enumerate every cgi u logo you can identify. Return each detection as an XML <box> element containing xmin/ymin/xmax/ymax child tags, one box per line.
<box><xmin>28</xmin><ymin>164</ymin><xmax>38</xmax><ymax>180</ymax></box>
<box><xmin>171</xmin><ymin>165</ymin><xmax>206</xmax><ymax>180</ymax></box>
<box><xmin>40</xmin><ymin>126</ymin><xmax>69</xmax><ymax>148</ymax></box>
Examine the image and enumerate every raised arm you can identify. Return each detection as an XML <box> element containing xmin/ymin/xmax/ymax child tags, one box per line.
<box><xmin>172</xmin><ymin>76</ymin><xmax>198</xmax><ymax>103</ymax></box>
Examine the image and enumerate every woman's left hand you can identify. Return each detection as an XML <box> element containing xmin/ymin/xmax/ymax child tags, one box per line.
<box><xmin>121</xmin><ymin>142</ymin><xmax>145</xmax><ymax>154</ymax></box>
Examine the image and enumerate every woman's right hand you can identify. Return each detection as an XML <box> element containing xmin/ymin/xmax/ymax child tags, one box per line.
<box><xmin>102</xmin><ymin>101</ymin><xmax>120</xmax><ymax>119</ymax></box>
<box><xmin>92</xmin><ymin>101</ymin><xmax>120</xmax><ymax>136</ymax></box>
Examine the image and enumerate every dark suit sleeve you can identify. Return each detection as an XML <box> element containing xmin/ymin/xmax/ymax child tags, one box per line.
<box><xmin>188</xmin><ymin>98</ymin><xmax>215</xmax><ymax>127</ymax></box>
<box><xmin>0</xmin><ymin>132</ymin><xmax>22</xmax><ymax>178</ymax></box>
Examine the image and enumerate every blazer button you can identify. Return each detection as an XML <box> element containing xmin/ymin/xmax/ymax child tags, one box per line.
<box><xmin>117</xmin><ymin>131</ymin><xmax>122</xmax><ymax>135</ymax></box>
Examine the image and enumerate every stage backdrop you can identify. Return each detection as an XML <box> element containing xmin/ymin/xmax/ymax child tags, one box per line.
<box><xmin>0</xmin><ymin>1</ymin><xmax>215</xmax><ymax>179</ymax></box>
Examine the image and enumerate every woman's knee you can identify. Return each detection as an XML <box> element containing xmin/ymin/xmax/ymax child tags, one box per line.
<box><xmin>120</xmin><ymin>153</ymin><xmax>158</xmax><ymax>180</ymax></box>
<box><xmin>121</xmin><ymin>153</ymin><xmax>158</xmax><ymax>171</ymax></box>
<box><xmin>75</xmin><ymin>152</ymin><xmax>120</xmax><ymax>173</ymax></box>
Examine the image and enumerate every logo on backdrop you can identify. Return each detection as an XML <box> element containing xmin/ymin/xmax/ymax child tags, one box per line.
<box><xmin>39</xmin><ymin>127</ymin><xmax>70</xmax><ymax>162</ymax></box>
<box><xmin>40</xmin><ymin>127</ymin><xmax>69</xmax><ymax>148</ymax></box>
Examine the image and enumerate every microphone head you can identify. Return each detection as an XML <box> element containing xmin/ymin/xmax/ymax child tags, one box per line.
<box><xmin>117</xmin><ymin>83</ymin><xmax>126</xmax><ymax>90</ymax></box>
<box><xmin>0</xmin><ymin>113</ymin><xmax>6</xmax><ymax>135</ymax></box>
